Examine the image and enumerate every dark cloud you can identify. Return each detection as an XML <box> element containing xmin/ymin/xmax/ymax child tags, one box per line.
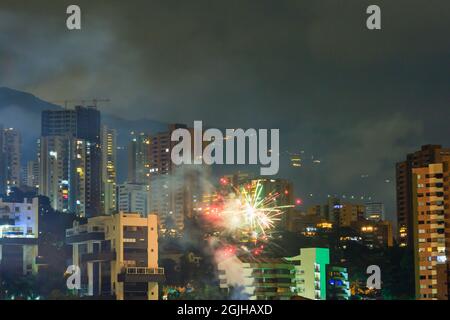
<box><xmin>1</xmin><ymin>0</ymin><xmax>449</xmax><ymax>220</ymax></box>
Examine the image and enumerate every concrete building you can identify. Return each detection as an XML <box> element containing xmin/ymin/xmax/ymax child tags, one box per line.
<box><xmin>396</xmin><ymin>145</ymin><xmax>450</xmax><ymax>247</ymax></box>
<box><xmin>40</xmin><ymin>106</ymin><xmax>101</xmax><ymax>217</ymax></box>
<box><xmin>0</xmin><ymin>126</ymin><xmax>21</xmax><ymax>193</ymax></box>
<box><xmin>351</xmin><ymin>220</ymin><xmax>394</xmax><ymax>249</ymax></box>
<box><xmin>39</xmin><ymin>136</ymin><xmax>97</xmax><ymax>217</ymax></box>
<box><xmin>117</xmin><ymin>183</ymin><xmax>149</xmax><ymax>216</ymax></box>
<box><xmin>127</xmin><ymin>132</ymin><xmax>151</xmax><ymax>184</ymax></box>
<box><xmin>217</xmin><ymin>256</ymin><xmax>296</xmax><ymax>300</ymax></box>
<box><xmin>42</xmin><ymin>106</ymin><xmax>100</xmax><ymax>142</ymax></box>
<box><xmin>365</xmin><ymin>202</ymin><xmax>385</xmax><ymax>222</ymax></box>
<box><xmin>337</xmin><ymin>203</ymin><xmax>365</xmax><ymax>227</ymax></box>
<box><xmin>147</xmin><ymin>125</ymin><xmax>184</xmax><ymax>235</ymax></box>
<box><xmin>286</xmin><ymin>248</ymin><xmax>330</xmax><ymax>300</ymax></box>
<box><xmin>412</xmin><ymin>163</ymin><xmax>449</xmax><ymax>300</ymax></box>
<box><xmin>285</xmin><ymin>210</ymin><xmax>333</xmax><ymax>236</ymax></box>
<box><xmin>0</xmin><ymin>197</ymin><xmax>39</xmax><ymax>275</ymax></box>
<box><xmin>0</xmin><ymin>129</ymin><xmax>5</xmax><ymax>195</ymax></box>
<box><xmin>327</xmin><ymin>266</ymin><xmax>350</xmax><ymax>300</ymax></box>
<box><xmin>145</xmin><ymin>124</ymin><xmax>206</xmax><ymax>236</ymax></box>
<box><xmin>39</xmin><ymin>135</ymin><xmax>71</xmax><ymax>212</ymax></box>
<box><xmin>309</xmin><ymin>198</ymin><xmax>364</xmax><ymax>228</ymax></box>
<box><xmin>66</xmin><ymin>212</ymin><xmax>164</xmax><ymax>300</ymax></box>
<box><xmin>101</xmin><ymin>126</ymin><xmax>117</xmax><ymax>215</ymax></box>
<box><xmin>23</xmin><ymin>160</ymin><xmax>39</xmax><ymax>189</ymax></box>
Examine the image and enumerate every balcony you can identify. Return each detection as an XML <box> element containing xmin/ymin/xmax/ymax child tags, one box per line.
<box><xmin>66</xmin><ymin>224</ymin><xmax>88</xmax><ymax>237</ymax></box>
<box><xmin>0</xmin><ymin>237</ymin><xmax>38</xmax><ymax>245</ymax></box>
<box><xmin>66</xmin><ymin>225</ymin><xmax>105</xmax><ymax>236</ymax></box>
<box><xmin>0</xmin><ymin>217</ymin><xmax>15</xmax><ymax>225</ymax></box>
<box><xmin>80</xmin><ymin>250</ymin><xmax>116</xmax><ymax>263</ymax></box>
<box><xmin>117</xmin><ymin>267</ymin><xmax>165</xmax><ymax>283</ymax></box>
<box><xmin>66</xmin><ymin>225</ymin><xmax>105</xmax><ymax>244</ymax></box>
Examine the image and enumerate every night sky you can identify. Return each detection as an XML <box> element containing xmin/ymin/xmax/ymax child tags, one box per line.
<box><xmin>1</xmin><ymin>0</ymin><xmax>449</xmax><ymax>222</ymax></box>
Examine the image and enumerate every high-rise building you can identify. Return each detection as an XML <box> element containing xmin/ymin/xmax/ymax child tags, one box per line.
<box><xmin>22</xmin><ymin>159</ymin><xmax>39</xmax><ymax>190</ymax></box>
<box><xmin>365</xmin><ymin>202</ymin><xmax>385</xmax><ymax>222</ymax></box>
<box><xmin>0</xmin><ymin>126</ymin><xmax>21</xmax><ymax>193</ymax></box>
<box><xmin>39</xmin><ymin>135</ymin><xmax>71</xmax><ymax>212</ymax></box>
<box><xmin>127</xmin><ymin>132</ymin><xmax>151</xmax><ymax>184</ymax></box>
<box><xmin>411</xmin><ymin>162</ymin><xmax>449</xmax><ymax>300</ymax></box>
<box><xmin>146</xmin><ymin>124</ymin><xmax>183</xmax><ymax>234</ymax></box>
<box><xmin>40</xmin><ymin>106</ymin><xmax>101</xmax><ymax>217</ymax></box>
<box><xmin>217</xmin><ymin>256</ymin><xmax>296</xmax><ymax>300</ymax></box>
<box><xmin>101</xmin><ymin>126</ymin><xmax>117</xmax><ymax>215</ymax></box>
<box><xmin>286</xmin><ymin>248</ymin><xmax>330</xmax><ymax>300</ymax></box>
<box><xmin>396</xmin><ymin>145</ymin><xmax>450</xmax><ymax>247</ymax></box>
<box><xmin>42</xmin><ymin>106</ymin><xmax>100</xmax><ymax>142</ymax></box>
<box><xmin>66</xmin><ymin>212</ymin><xmax>164</xmax><ymax>300</ymax></box>
<box><xmin>39</xmin><ymin>136</ymin><xmax>97</xmax><ymax>216</ymax></box>
<box><xmin>117</xmin><ymin>183</ymin><xmax>149</xmax><ymax>216</ymax></box>
<box><xmin>0</xmin><ymin>197</ymin><xmax>39</xmax><ymax>275</ymax></box>
<box><xmin>0</xmin><ymin>126</ymin><xmax>5</xmax><ymax>195</ymax></box>
<box><xmin>144</xmin><ymin>124</ymin><xmax>206</xmax><ymax>236</ymax></box>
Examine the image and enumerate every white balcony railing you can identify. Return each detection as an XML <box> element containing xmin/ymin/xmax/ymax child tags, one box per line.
<box><xmin>123</xmin><ymin>267</ymin><xmax>165</xmax><ymax>275</ymax></box>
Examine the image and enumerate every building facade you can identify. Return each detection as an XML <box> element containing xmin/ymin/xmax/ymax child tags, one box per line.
<box><xmin>351</xmin><ymin>220</ymin><xmax>394</xmax><ymax>249</ymax></box>
<box><xmin>412</xmin><ymin>163</ymin><xmax>449</xmax><ymax>300</ymax></box>
<box><xmin>309</xmin><ymin>198</ymin><xmax>364</xmax><ymax>228</ymax></box>
<box><xmin>101</xmin><ymin>126</ymin><xmax>117</xmax><ymax>215</ymax></box>
<box><xmin>0</xmin><ymin>126</ymin><xmax>21</xmax><ymax>194</ymax></box>
<box><xmin>0</xmin><ymin>127</ymin><xmax>4</xmax><ymax>195</ymax></box>
<box><xmin>127</xmin><ymin>131</ymin><xmax>151</xmax><ymax>184</ymax></box>
<box><xmin>396</xmin><ymin>145</ymin><xmax>450</xmax><ymax>247</ymax></box>
<box><xmin>117</xmin><ymin>183</ymin><xmax>149</xmax><ymax>216</ymax></box>
<box><xmin>327</xmin><ymin>266</ymin><xmax>350</xmax><ymax>300</ymax></box>
<box><xmin>39</xmin><ymin>136</ymin><xmax>98</xmax><ymax>216</ymax></box>
<box><xmin>66</xmin><ymin>212</ymin><xmax>164</xmax><ymax>300</ymax></box>
<box><xmin>365</xmin><ymin>202</ymin><xmax>385</xmax><ymax>222</ymax></box>
<box><xmin>0</xmin><ymin>197</ymin><xmax>39</xmax><ymax>275</ymax></box>
<box><xmin>40</xmin><ymin>106</ymin><xmax>101</xmax><ymax>217</ymax></box>
<box><xmin>286</xmin><ymin>248</ymin><xmax>330</xmax><ymax>300</ymax></box>
<box><xmin>217</xmin><ymin>256</ymin><xmax>296</xmax><ymax>300</ymax></box>
<box><xmin>135</xmin><ymin>124</ymin><xmax>206</xmax><ymax>236</ymax></box>
<box><xmin>23</xmin><ymin>160</ymin><xmax>40</xmax><ymax>189</ymax></box>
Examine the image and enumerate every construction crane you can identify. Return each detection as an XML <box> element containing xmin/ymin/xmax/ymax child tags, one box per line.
<box><xmin>51</xmin><ymin>99</ymin><xmax>110</xmax><ymax>109</ymax></box>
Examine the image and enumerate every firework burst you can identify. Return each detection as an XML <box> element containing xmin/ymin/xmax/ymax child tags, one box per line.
<box><xmin>217</xmin><ymin>180</ymin><xmax>294</xmax><ymax>242</ymax></box>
